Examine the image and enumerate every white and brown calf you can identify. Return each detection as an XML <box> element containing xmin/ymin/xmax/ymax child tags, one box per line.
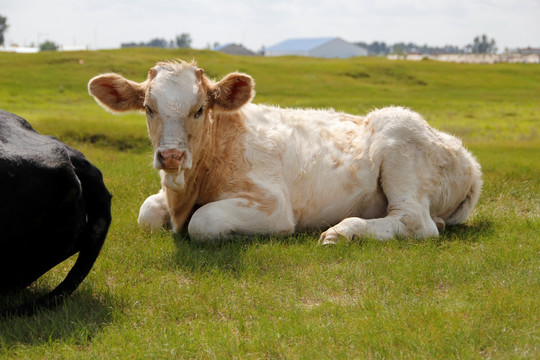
<box><xmin>88</xmin><ymin>60</ymin><xmax>482</xmax><ymax>244</ymax></box>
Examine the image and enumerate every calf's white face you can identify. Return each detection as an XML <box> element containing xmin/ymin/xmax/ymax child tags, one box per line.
<box><xmin>145</xmin><ymin>64</ymin><xmax>206</xmax><ymax>189</ymax></box>
<box><xmin>88</xmin><ymin>61</ymin><xmax>255</xmax><ymax>190</ymax></box>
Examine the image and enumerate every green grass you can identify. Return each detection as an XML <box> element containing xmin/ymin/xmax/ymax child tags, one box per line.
<box><xmin>0</xmin><ymin>49</ymin><xmax>538</xmax><ymax>359</ymax></box>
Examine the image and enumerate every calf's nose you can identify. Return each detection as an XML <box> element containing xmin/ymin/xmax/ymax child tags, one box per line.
<box><xmin>157</xmin><ymin>149</ymin><xmax>185</xmax><ymax>170</ymax></box>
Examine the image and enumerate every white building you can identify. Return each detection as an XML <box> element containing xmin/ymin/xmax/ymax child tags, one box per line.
<box><xmin>266</xmin><ymin>37</ymin><xmax>367</xmax><ymax>58</ymax></box>
<box><xmin>387</xmin><ymin>53</ymin><xmax>540</xmax><ymax>64</ymax></box>
<box><xmin>0</xmin><ymin>46</ymin><xmax>39</xmax><ymax>53</ymax></box>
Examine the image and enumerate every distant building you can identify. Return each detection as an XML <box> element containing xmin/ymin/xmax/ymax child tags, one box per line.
<box><xmin>516</xmin><ymin>47</ymin><xmax>540</xmax><ymax>55</ymax></box>
<box><xmin>266</xmin><ymin>37</ymin><xmax>367</xmax><ymax>58</ymax></box>
<box><xmin>0</xmin><ymin>44</ymin><xmax>88</xmax><ymax>53</ymax></box>
<box><xmin>215</xmin><ymin>43</ymin><xmax>257</xmax><ymax>56</ymax></box>
<box><xmin>387</xmin><ymin>53</ymin><xmax>540</xmax><ymax>64</ymax></box>
<box><xmin>0</xmin><ymin>46</ymin><xmax>39</xmax><ymax>53</ymax></box>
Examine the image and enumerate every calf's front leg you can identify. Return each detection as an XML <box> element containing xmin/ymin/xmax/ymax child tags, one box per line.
<box><xmin>138</xmin><ymin>189</ymin><xmax>170</xmax><ymax>230</ymax></box>
<box><xmin>187</xmin><ymin>198</ymin><xmax>295</xmax><ymax>243</ymax></box>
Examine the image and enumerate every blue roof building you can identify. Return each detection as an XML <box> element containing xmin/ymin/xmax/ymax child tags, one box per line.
<box><xmin>266</xmin><ymin>37</ymin><xmax>367</xmax><ymax>58</ymax></box>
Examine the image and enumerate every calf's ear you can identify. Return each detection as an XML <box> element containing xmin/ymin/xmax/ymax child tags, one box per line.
<box><xmin>208</xmin><ymin>73</ymin><xmax>255</xmax><ymax>111</ymax></box>
<box><xmin>88</xmin><ymin>74</ymin><xmax>146</xmax><ymax>113</ymax></box>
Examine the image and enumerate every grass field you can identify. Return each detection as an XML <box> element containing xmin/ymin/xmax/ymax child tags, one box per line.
<box><xmin>0</xmin><ymin>48</ymin><xmax>538</xmax><ymax>359</ymax></box>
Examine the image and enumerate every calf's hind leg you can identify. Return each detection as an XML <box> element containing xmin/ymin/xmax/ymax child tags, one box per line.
<box><xmin>319</xmin><ymin>148</ymin><xmax>440</xmax><ymax>244</ymax></box>
<box><xmin>319</xmin><ymin>200</ymin><xmax>439</xmax><ymax>244</ymax></box>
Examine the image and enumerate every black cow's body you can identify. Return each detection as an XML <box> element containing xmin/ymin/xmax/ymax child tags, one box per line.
<box><xmin>0</xmin><ymin>109</ymin><xmax>111</xmax><ymax>315</ymax></box>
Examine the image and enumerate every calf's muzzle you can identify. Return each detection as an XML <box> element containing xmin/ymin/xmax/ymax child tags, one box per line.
<box><xmin>157</xmin><ymin>149</ymin><xmax>185</xmax><ymax>170</ymax></box>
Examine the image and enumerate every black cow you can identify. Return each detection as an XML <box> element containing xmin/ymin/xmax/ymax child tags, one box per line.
<box><xmin>0</xmin><ymin>109</ymin><xmax>112</xmax><ymax>316</ymax></box>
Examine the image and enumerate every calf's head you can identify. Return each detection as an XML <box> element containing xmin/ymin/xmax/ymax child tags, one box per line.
<box><xmin>88</xmin><ymin>60</ymin><xmax>254</xmax><ymax>190</ymax></box>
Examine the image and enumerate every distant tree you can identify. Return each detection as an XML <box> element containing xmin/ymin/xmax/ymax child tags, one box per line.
<box><xmin>0</xmin><ymin>14</ymin><xmax>8</xmax><ymax>47</ymax></box>
<box><xmin>355</xmin><ymin>40</ymin><xmax>470</xmax><ymax>55</ymax></box>
<box><xmin>176</xmin><ymin>33</ymin><xmax>192</xmax><ymax>48</ymax></box>
<box><xmin>121</xmin><ymin>38</ymin><xmax>168</xmax><ymax>48</ymax></box>
<box><xmin>371</xmin><ymin>41</ymin><xmax>389</xmax><ymax>55</ymax></box>
<box><xmin>355</xmin><ymin>41</ymin><xmax>390</xmax><ymax>55</ymax></box>
<box><xmin>467</xmin><ymin>34</ymin><xmax>497</xmax><ymax>54</ymax></box>
<box><xmin>147</xmin><ymin>38</ymin><xmax>168</xmax><ymax>47</ymax></box>
<box><xmin>121</xmin><ymin>42</ymin><xmax>139</xmax><ymax>48</ymax></box>
<box><xmin>39</xmin><ymin>40</ymin><xmax>58</xmax><ymax>51</ymax></box>
<box><xmin>392</xmin><ymin>43</ymin><xmax>406</xmax><ymax>55</ymax></box>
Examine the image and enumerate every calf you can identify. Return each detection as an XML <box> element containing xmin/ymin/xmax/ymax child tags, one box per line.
<box><xmin>88</xmin><ymin>60</ymin><xmax>481</xmax><ymax>244</ymax></box>
<box><xmin>0</xmin><ymin>109</ymin><xmax>112</xmax><ymax>315</ymax></box>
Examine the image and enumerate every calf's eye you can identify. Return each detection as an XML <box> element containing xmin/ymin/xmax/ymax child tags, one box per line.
<box><xmin>145</xmin><ymin>105</ymin><xmax>154</xmax><ymax>116</ymax></box>
<box><xmin>194</xmin><ymin>106</ymin><xmax>203</xmax><ymax>119</ymax></box>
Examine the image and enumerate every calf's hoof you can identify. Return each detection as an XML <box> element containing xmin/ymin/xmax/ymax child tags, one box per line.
<box><xmin>318</xmin><ymin>228</ymin><xmax>347</xmax><ymax>245</ymax></box>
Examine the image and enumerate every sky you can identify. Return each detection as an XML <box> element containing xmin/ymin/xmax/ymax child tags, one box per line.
<box><xmin>1</xmin><ymin>0</ymin><xmax>539</xmax><ymax>52</ymax></box>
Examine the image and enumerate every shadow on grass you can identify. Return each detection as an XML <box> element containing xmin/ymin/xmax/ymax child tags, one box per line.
<box><xmin>167</xmin><ymin>217</ymin><xmax>496</xmax><ymax>274</ymax></box>
<box><xmin>168</xmin><ymin>231</ymin><xmax>316</xmax><ymax>275</ymax></box>
<box><xmin>439</xmin><ymin>216</ymin><xmax>495</xmax><ymax>243</ymax></box>
<box><xmin>0</xmin><ymin>288</ymin><xmax>116</xmax><ymax>347</ymax></box>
